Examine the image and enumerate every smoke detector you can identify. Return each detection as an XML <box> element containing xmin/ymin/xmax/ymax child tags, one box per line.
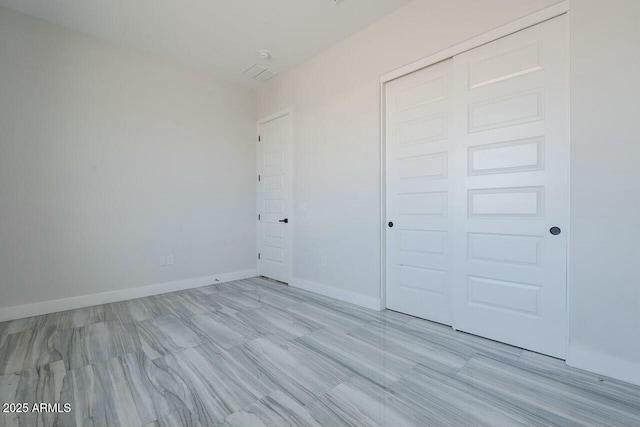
<box><xmin>258</xmin><ymin>50</ymin><xmax>271</xmax><ymax>60</ymax></box>
<box><xmin>333</xmin><ymin>0</ymin><xmax>346</xmax><ymax>5</ymax></box>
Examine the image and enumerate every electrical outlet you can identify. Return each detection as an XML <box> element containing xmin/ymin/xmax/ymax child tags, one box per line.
<box><xmin>159</xmin><ymin>256</ymin><xmax>167</xmax><ymax>266</ymax></box>
<box><xmin>321</xmin><ymin>256</ymin><xmax>327</xmax><ymax>266</ymax></box>
<box><xmin>167</xmin><ymin>255</ymin><xmax>174</xmax><ymax>265</ymax></box>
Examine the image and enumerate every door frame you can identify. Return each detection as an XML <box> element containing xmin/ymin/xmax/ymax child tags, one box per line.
<box><xmin>256</xmin><ymin>108</ymin><xmax>294</xmax><ymax>283</ymax></box>
<box><xmin>379</xmin><ymin>0</ymin><xmax>571</xmax><ymax>349</ymax></box>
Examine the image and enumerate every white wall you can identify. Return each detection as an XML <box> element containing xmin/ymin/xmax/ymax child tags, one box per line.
<box><xmin>258</xmin><ymin>0</ymin><xmax>640</xmax><ymax>384</ymax></box>
<box><xmin>568</xmin><ymin>0</ymin><xmax>640</xmax><ymax>383</ymax></box>
<box><xmin>0</xmin><ymin>7</ymin><xmax>257</xmax><ymax>313</ymax></box>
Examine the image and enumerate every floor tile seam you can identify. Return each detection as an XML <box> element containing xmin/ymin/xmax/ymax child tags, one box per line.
<box><xmin>293</xmin><ymin>331</ymin><xmax>418</xmax><ymax>386</ymax></box>
<box><xmin>394</xmin><ymin>362</ymin><xmax>563</xmax><ymax>427</ymax></box>
<box><xmin>60</xmin><ymin>349</ymin><xmax>148</xmax><ymax>374</ymax></box>
<box><xmin>453</xmin><ymin>357</ymin><xmax>640</xmax><ymax>420</ymax></box>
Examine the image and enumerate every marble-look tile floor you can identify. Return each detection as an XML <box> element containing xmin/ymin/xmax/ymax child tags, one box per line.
<box><xmin>1</xmin><ymin>277</ymin><xmax>639</xmax><ymax>427</ymax></box>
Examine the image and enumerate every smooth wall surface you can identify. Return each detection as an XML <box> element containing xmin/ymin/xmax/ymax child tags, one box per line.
<box><xmin>568</xmin><ymin>0</ymin><xmax>640</xmax><ymax>381</ymax></box>
<box><xmin>258</xmin><ymin>0</ymin><xmax>640</xmax><ymax>383</ymax></box>
<box><xmin>0</xmin><ymin>7</ymin><xmax>257</xmax><ymax>309</ymax></box>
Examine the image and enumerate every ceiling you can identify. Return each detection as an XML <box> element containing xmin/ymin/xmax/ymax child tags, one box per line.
<box><xmin>0</xmin><ymin>0</ymin><xmax>412</xmax><ymax>87</ymax></box>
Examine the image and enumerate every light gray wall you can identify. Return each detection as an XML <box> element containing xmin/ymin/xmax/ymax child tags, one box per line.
<box><xmin>569</xmin><ymin>0</ymin><xmax>640</xmax><ymax>374</ymax></box>
<box><xmin>258</xmin><ymin>0</ymin><xmax>640</xmax><ymax>383</ymax></box>
<box><xmin>0</xmin><ymin>7</ymin><xmax>257</xmax><ymax>309</ymax></box>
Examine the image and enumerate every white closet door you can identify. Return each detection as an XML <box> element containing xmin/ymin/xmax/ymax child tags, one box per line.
<box><xmin>451</xmin><ymin>15</ymin><xmax>569</xmax><ymax>358</ymax></box>
<box><xmin>385</xmin><ymin>59</ymin><xmax>455</xmax><ymax>325</ymax></box>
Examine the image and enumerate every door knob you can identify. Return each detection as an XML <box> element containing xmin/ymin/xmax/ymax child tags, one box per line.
<box><xmin>388</xmin><ymin>221</ymin><xmax>394</xmax><ymax>228</ymax></box>
<box><xmin>550</xmin><ymin>226</ymin><xmax>561</xmax><ymax>235</ymax></box>
<box><xmin>279</xmin><ymin>218</ymin><xmax>289</xmax><ymax>224</ymax></box>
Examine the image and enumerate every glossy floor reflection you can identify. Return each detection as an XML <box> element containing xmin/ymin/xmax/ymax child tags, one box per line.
<box><xmin>1</xmin><ymin>277</ymin><xmax>639</xmax><ymax>426</ymax></box>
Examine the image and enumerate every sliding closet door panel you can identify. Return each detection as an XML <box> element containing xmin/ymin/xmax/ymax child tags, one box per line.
<box><xmin>385</xmin><ymin>59</ymin><xmax>454</xmax><ymax>324</ymax></box>
<box><xmin>452</xmin><ymin>15</ymin><xmax>569</xmax><ymax>358</ymax></box>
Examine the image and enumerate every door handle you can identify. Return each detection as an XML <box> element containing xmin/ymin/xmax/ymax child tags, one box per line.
<box><xmin>279</xmin><ymin>218</ymin><xmax>289</xmax><ymax>224</ymax></box>
<box><xmin>550</xmin><ymin>226</ymin><xmax>561</xmax><ymax>235</ymax></box>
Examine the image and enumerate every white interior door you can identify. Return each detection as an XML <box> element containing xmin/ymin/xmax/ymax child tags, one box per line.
<box><xmin>385</xmin><ymin>59</ymin><xmax>455</xmax><ymax>325</ymax></box>
<box><xmin>257</xmin><ymin>112</ymin><xmax>292</xmax><ymax>283</ymax></box>
<box><xmin>451</xmin><ymin>15</ymin><xmax>569</xmax><ymax>358</ymax></box>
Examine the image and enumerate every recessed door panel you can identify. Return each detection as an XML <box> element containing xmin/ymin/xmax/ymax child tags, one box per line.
<box><xmin>398</xmin><ymin>114</ymin><xmax>448</xmax><ymax>144</ymax></box>
<box><xmin>398</xmin><ymin>76</ymin><xmax>447</xmax><ymax>110</ymax></box>
<box><xmin>469</xmin><ymin>41</ymin><xmax>542</xmax><ymax>89</ymax></box>
<box><xmin>468</xmin><ymin>187</ymin><xmax>544</xmax><ymax>218</ymax></box>
<box><xmin>399</xmin><ymin>152</ymin><xmax>448</xmax><ymax>180</ymax></box>
<box><xmin>466</xmin><ymin>276</ymin><xmax>541</xmax><ymax>315</ymax></box>
<box><xmin>399</xmin><ymin>265</ymin><xmax>447</xmax><ymax>294</ymax></box>
<box><xmin>468</xmin><ymin>90</ymin><xmax>545</xmax><ymax>132</ymax></box>
<box><xmin>468</xmin><ymin>137</ymin><xmax>544</xmax><ymax>175</ymax></box>
<box><xmin>467</xmin><ymin>233</ymin><xmax>541</xmax><ymax>265</ymax></box>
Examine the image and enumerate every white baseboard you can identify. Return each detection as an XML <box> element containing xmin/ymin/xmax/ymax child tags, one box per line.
<box><xmin>290</xmin><ymin>277</ymin><xmax>382</xmax><ymax>311</ymax></box>
<box><xmin>566</xmin><ymin>345</ymin><xmax>640</xmax><ymax>387</ymax></box>
<box><xmin>0</xmin><ymin>269</ymin><xmax>257</xmax><ymax>323</ymax></box>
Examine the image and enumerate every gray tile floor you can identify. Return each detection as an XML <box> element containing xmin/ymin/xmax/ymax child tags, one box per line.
<box><xmin>1</xmin><ymin>277</ymin><xmax>639</xmax><ymax>426</ymax></box>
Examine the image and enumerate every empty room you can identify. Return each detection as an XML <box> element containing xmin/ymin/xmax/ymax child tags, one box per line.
<box><xmin>1</xmin><ymin>0</ymin><xmax>639</xmax><ymax>426</ymax></box>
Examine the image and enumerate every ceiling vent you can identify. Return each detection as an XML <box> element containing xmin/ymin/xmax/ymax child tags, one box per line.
<box><xmin>243</xmin><ymin>64</ymin><xmax>278</xmax><ymax>83</ymax></box>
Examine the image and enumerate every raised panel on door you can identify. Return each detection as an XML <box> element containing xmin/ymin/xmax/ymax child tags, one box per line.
<box><xmin>451</xmin><ymin>15</ymin><xmax>569</xmax><ymax>358</ymax></box>
<box><xmin>257</xmin><ymin>113</ymin><xmax>292</xmax><ymax>283</ymax></box>
<box><xmin>385</xmin><ymin>59</ymin><xmax>454</xmax><ymax>325</ymax></box>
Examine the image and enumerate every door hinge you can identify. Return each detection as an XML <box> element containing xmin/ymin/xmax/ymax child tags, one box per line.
<box><xmin>258</xmin><ymin>253</ymin><xmax>261</xmax><ymax>260</ymax></box>
<box><xmin>258</xmin><ymin>214</ymin><xmax>261</xmax><ymax>221</ymax></box>
<box><xmin>258</xmin><ymin>174</ymin><xmax>261</xmax><ymax>182</ymax></box>
<box><xmin>258</xmin><ymin>135</ymin><xmax>261</xmax><ymax>142</ymax></box>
